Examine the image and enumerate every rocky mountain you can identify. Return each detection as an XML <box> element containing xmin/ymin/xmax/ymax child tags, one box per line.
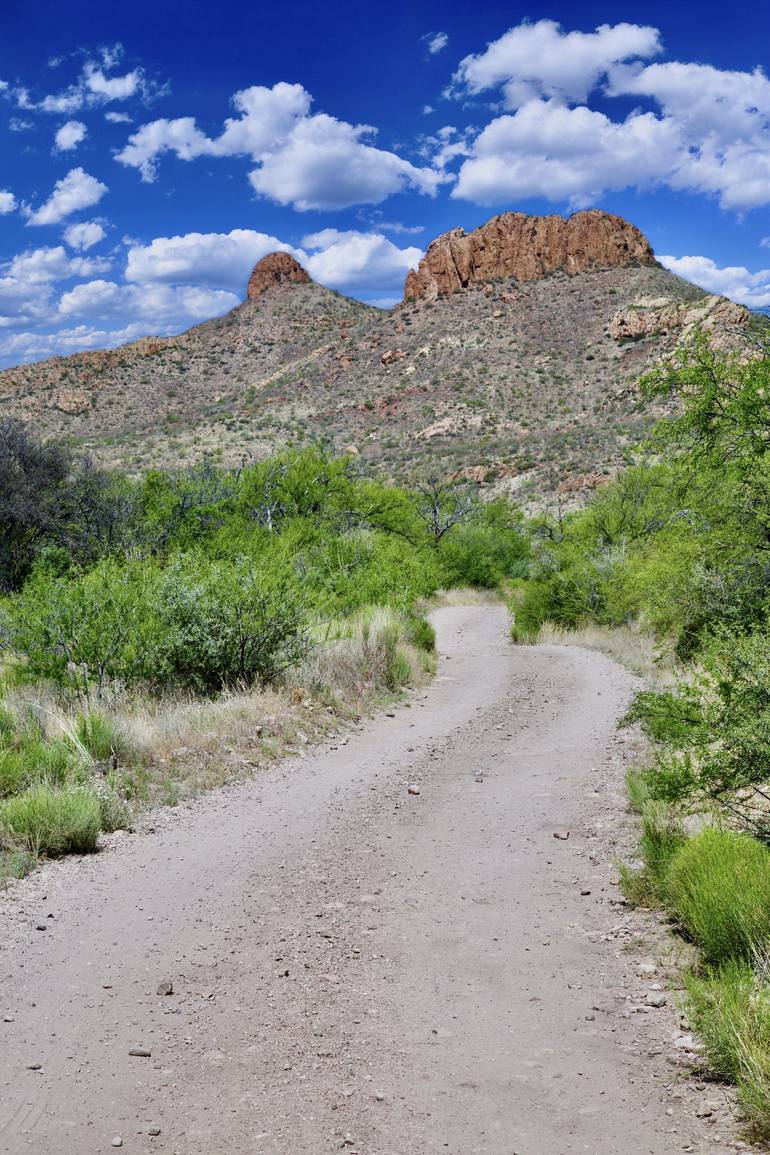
<box><xmin>0</xmin><ymin>210</ymin><xmax>761</xmax><ymax>500</ymax></box>
<box><xmin>403</xmin><ymin>209</ymin><xmax>655</xmax><ymax>301</ymax></box>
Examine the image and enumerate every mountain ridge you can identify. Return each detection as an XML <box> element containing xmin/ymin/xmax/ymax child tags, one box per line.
<box><xmin>0</xmin><ymin>210</ymin><xmax>760</xmax><ymax>500</ymax></box>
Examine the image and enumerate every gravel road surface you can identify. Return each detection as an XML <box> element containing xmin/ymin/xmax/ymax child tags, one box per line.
<box><xmin>0</xmin><ymin>606</ymin><xmax>738</xmax><ymax>1154</ymax></box>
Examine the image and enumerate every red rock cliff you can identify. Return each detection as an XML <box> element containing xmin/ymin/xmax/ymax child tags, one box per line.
<box><xmin>403</xmin><ymin>210</ymin><xmax>655</xmax><ymax>302</ymax></box>
<box><xmin>247</xmin><ymin>252</ymin><xmax>311</xmax><ymax>300</ymax></box>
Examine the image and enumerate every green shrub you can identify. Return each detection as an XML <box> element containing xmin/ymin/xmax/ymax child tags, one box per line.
<box><xmin>0</xmin><ymin>846</ymin><xmax>37</xmax><ymax>886</ymax></box>
<box><xmin>0</xmin><ymin>785</ymin><xmax>101</xmax><ymax>855</ymax></box>
<box><xmin>621</xmin><ymin>688</ymin><xmax>703</xmax><ymax>745</ymax></box>
<box><xmin>666</xmin><ymin>828</ymin><xmax>770</xmax><ymax>963</ymax></box>
<box><xmin>2</xmin><ymin>558</ymin><xmax>155</xmax><ymax>698</ymax></box>
<box><xmin>625</xmin><ymin>768</ymin><xmax>651</xmax><ymax>814</ymax></box>
<box><xmin>641</xmin><ymin>801</ymin><xmax>688</xmax><ymax>890</ymax></box>
<box><xmin>148</xmin><ymin>556</ymin><xmax>310</xmax><ymax>692</ymax></box>
<box><xmin>407</xmin><ymin>616</ymin><xmax>436</xmax><ymax>653</ymax></box>
<box><xmin>686</xmin><ymin>960</ymin><xmax>765</xmax><ymax>1083</ymax></box>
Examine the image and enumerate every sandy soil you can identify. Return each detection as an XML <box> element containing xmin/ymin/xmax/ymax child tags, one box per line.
<box><xmin>0</xmin><ymin>606</ymin><xmax>746</xmax><ymax>1154</ymax></box>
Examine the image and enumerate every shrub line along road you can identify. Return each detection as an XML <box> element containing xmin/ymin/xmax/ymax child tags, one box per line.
<box><xmin>0</xmin><ymin>606</ymin><xmax>736</xmax><ymax>1154</ymax></box>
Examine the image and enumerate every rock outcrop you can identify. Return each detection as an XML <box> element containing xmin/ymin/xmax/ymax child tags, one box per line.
<box><xmin>403</xmin><ymin>210</ymin><xmax>655</xmax><ymax>302</ymax></box>
<box><xmin>247</xmin><ymin>252</ymin><xmax>310</xmax><ymax>300</ymax></box>
<box><xmin>608</xmin><ymin>294</ymin><xmax>749</xmax><ymax>343</ymax></box>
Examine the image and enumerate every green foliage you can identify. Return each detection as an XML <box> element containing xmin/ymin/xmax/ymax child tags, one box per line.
<box><xmin>437</xmin><ymin>500</ymin><xmax>528</xmax><ymax>588</ymax></box>
<box><xmin>0</xmin><ymin>418</ymin><xmax>71</xmax><ymax>592</ymax></box>
<box><xmin>665</xmin><ymin>828</ymin><xmax>770</xmax><ymax>963</ymax></box>
<box><xmin>621</xmin><ymin>688</ymin><xmax>704</xmax><ymax>745</ymax></box>
<box><xmin>618</xmin><ymin>799</ymin><xmax>687</xmax><ymax>906</ymax></box>
<box><xmin>685</xmin><ymin>960</ymin><xmax>765</xmax><ymax>1083</ymax></box>
<box><xmin>147</xmin><ymin>555</ymin><xmax>309</xmax><ymax>692</ymax></box>
<box><xmin>75</xmin><ymin>711</ymin><xmax>126</xmax><ymax>762</ymax></box>
<box><xmin>0</xmin><ymin>708</ymin><xmax>80</xmax><ymax>797</ymax></box>
<box><xmin>686</xmin><ymin>961</ymin><xmax>770</xmax><ymax>1142</ymax></box>
<box><xmin>632</xmin><ymin>633</ymin><xmax>770</xmax><ymax>825</ymax></box>
<box><xmin>0</xmin><ymin>785</ymin><xmax>101</xmax><ymax>855</ymax></box>
<box><xmin>407</xmin><ymin>616</ymin><xmax>436</xmax><ymax>653</ymax></box>
<box><xmin>2</xmin><ymin>559</ymin><xmax>155</xmax><ymax>698</ymax></box>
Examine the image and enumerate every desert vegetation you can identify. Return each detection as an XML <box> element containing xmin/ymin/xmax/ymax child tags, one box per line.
<box><xmin>513</xmin><ymin>336</ymin><xmax>770</xmax><ymax>1138</ymax></box>
<box><xmin>0</xmin><ymin>421</ymin><xmax>527</xmax><ymax>883</ymax></box>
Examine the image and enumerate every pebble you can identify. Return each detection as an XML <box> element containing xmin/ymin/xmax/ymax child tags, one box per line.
<box><xmin>553</xmin><ymin>830</ymin><xmax>570</xmax><ymax>840</ymax></box>
<box><xmin>26</xmin><ymin>1063</ymin><xmax>41</xmax><ymax>1071</ymax></box>
<box><xmin>645</xmin><ymin>992</ymin><xmax>668</xmax><ymax>1008</ymax></box>
<box><xmin>112</xmin><ymin>1137</ymin><xmax>123</xmax><ymax>1148</ymax></box>
<box><xmin>407</xmin><ymin>784</ymin><xmax>420</xmax><ymax>796</ymax></box>
<box><xmin>128</xmin><ymin>1047</ymin><xmax>152</xmax><ymax>1058</ymax></box>
<box><xmin>156</xmin><ymin>979</ymin><xmax>173</xmax><ymax>996</ymax></box>
<box><xmin>148</xmin><ymin>1125</ymin><xmax>161</xmax><ymax>1136</ymax></box>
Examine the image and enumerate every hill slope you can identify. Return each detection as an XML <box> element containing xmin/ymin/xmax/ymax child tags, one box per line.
<box><xmin>0</xmin><ymin>211</ymin><xmax>758</xmax><ymax>498</ymax></box>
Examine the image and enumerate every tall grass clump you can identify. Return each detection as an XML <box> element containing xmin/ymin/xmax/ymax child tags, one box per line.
<box><xmin>686</xmin><ymin>959</ymin><xmax>770</xmax><ymax>1143</ymax></box>
<box><xmin>0</xmin><ymin>785</ymin><xmax>101</xmax><ymax>856</ymax></box>
<box><xmin>301</xmin><ymin>606</ymin><xmax>431</xmax><ymax>707</ymax></box>
<box><xmin>618</xmin><ymin>799</ymin><xmax>687</xmax><ymax>906</ymax></box>
<box><xmin>666</xmin><ymin>828</ymin><xmax>770</xmax><ymax>964</ymax></box>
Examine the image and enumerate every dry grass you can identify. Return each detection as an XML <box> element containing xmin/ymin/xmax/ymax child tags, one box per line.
<box><xmin>533</xmin><ymin>620</ymin><xmax>681</xmax><ymax>684</ymax></box>
<box><xmin>427</xmin><ymin>586</ymin><xmax>502</xmax><ymax>608</ymax></box>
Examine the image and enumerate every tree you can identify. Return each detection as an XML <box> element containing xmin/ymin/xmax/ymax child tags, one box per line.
<box><xmin>0</xmin><ymin>419</ymin><xmax>71</xmax><ymax>591</ymax></box>
<box><xmin>413</xmin><ymin>477</ymin><xmax>476</xmax><ymax>547</ymax></box>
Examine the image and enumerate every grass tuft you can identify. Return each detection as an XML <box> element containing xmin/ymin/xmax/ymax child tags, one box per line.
<box><xmin>0</xmin><ymin>785</ymin><xmax>101</xmax><ymax>856</ymax></box>
<box><xmin>686</xmin><ymin>957</ymin><xmax>770</xmax><ymax>1142</ymax></box>
<box><xmin>666</xmin><ymin>827</ymin><xmax>770</xmax><ymax>964</ymax></box>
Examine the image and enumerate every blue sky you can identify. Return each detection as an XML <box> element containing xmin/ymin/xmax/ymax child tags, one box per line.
<box><xmin>2</xmin><ymin>0</ymin><xmax>770</xmax><ymax>367</ymax></box>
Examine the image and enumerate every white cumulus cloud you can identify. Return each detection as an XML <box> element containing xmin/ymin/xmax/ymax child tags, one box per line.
<box><xmin>453</xmin><ymin>100</ymin><xmax>680</xmax><ymax>205</ymax></box>
<box><xmin>125</xmin><ymin>226</ymin><xmax>422</xmax><ymax>299</ymax></box>
<box><xmin>5</xmin><ymin>245</ymin><xmax>110</xmax><ymax>284</ymax></box>
<box><xmin>248</xmin><ymin>114</ymin><xmax>444</xmax><ymax>210</ymax></box>
<box><xmin>57</xmin><ymin>279</ymin><xmax>239</xmax><ymax>325</ymax></box>
<box><xmin>449</xmin><ymin>18</ymin><xmax>770</xmax><ymax>212</ymax></box>
<box><xmin>454</xmin><ymin>19</ymin><xmax>661</xmax><ymax>107</ymax></box>
<box><xmin>658</xmin><ymin>253</ymin><xmax>770</xmax><ymax>309</ymax></box>
<box><xmin>64</xmin><ymin>221</ymin><xmax>106</xmax><ymax>251</ymax></box>
<box><xmin>0</xmin><ymin>190</ymin><xmax>16</xmax><ymax>214</ymax></box>
<box><xmin>116</xmin><ymin>81</ymin><xmax>445</xmax><ymax>210</ymax></box>
<box><xmin>83</xmin><ymin>65</ymin><xmax>141</xmax><ymax>101</ymax></box>
<box><xmin>125</xmin><ymin>229</ymin><xmax>299</xmax><ymax>291</ymax></box>
<box><xmin>302</xmin><ymin>229</ymin><xmax>422</xmax><ymax>294</ymax></box>
<box><xmin>25</xmin><ymin>167</ymin><xmax>108</xmax><ymax>226</ymax></box>
<box><xmin>54</xmin><ymin>120</ymin><xmax>87</xmax><ymax>151</ymax></box>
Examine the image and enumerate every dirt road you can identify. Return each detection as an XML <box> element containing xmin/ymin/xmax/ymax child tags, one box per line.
<box><xmin>0</xmin><ymin>606</ymin><xmax>735</xmax><ymax>1154</ymax></box>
